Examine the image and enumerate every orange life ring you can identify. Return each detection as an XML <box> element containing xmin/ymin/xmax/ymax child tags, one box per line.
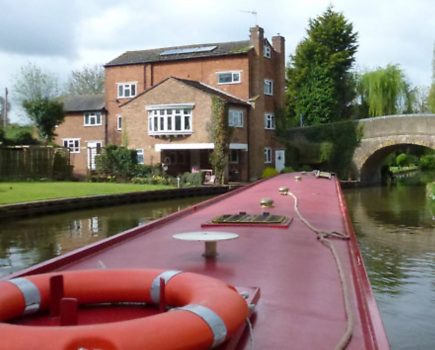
<box><xmin>0</xmin><ymin>269</ymin><xmax>249</xmax><ymax>350</ymax></box>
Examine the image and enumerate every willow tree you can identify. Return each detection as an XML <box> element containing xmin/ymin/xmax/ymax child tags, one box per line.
<box><xmin>357</xmin><ymin>65</ymin><xmax>414</xmax><ymax>117</ymax></box>
<box><xmin>286</xmin><ymin>6</ymin><xmax>358</xmax><ymax>126</ymax></box>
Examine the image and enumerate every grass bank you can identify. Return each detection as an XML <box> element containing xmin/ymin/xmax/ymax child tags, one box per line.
<box><xmin>0</xmin><ymin>182</ymin><xmax>174</xmax><ymax>205</ymax></box>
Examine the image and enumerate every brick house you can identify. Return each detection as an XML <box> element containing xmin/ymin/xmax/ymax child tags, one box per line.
<box><xmin>56</xmin><ymin>95</ymin><xmax>106</xmax><ymax>176</ymax></box>
<box><xmin>56</xmin><ymin>25</ymin><xmax>286</xmax><ymax>180</ymax></box>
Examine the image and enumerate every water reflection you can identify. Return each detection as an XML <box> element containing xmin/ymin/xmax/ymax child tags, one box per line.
<box><xmin>0</xmin><ymin>197</ymin><xmax>209</xmax><ymax>277</ymax></box>
<box><xmin>345</xmin><ymin>185</ymin><xmax>435</xmax><ymax>349</ymax></box>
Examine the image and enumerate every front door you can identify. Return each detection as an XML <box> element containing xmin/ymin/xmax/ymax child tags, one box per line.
<box><xmin>87</xmin><ymin>141</ymin><xmax>102</xmax><ymax>170</ymax></box>
<box><xmin>275</xmin><ymin>150</ymin><xmax>285</xmax><ymax>172</ymax></box>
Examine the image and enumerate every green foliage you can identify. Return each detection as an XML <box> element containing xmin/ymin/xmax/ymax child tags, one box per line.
<box><xmin>3</xmin><ymin>125</ymin><xmax>39</xmax><ymax>145</ymax></box>
<box><xmin>13</xmin><ymin>63</ymin><xmax>60</xmax><ymax>105</ymax></box>
<box><xmin>282</xmin><ymin>120</ymin><xmax>362</xmax><ymax>178</ymax></box>
<box><xmin>395</xmin><ymin>153</ymin><xmax>418</xmax><ymax>167</ymax></box>
<box><xmin>133</xmin><ymin>164</ymin><xmax>160</xmax><ymax>178</ymax></box>
<box><xmin>22</xmin><ymin>98</ymin><xmax>64</xmax><ymax>142</ymax></box>
<box><xmin>179</xmin><ymin>172</ymin><xmax>203</xmax><ymax>187</ymax></box>
<box><xmin>95</xmin><ymin>145</ymin><xmax>138</xmax><ymax>181</ymax></box>
<box><xmin>286</xmin><ymin>6</ymin><xmax>358</xmax><ymax>126</ymax></box>
<box><xmin>419</xmin><ymin>153</ymin><xmax>435</xmax><ymax>170</ymax></box>
<box><xmin>209</xmin><ymin>97</ymin><xmax>232</xmax><ymax>184</ymax></box>
<box><xmin>280</xmin><ymin>166</ymin><xmax>295</xmax><ymax>174</ymax></box>
<box><xmin>0</xmin><ymin>127</ymin><xmax>4</xmax><ymax>144</ymax></box>
<box><xmin>262</xmin><ymin>167</ymin><xmax>278</xmax><ymax>178</ymax></box>
<box><xmin>66</xmin><ymin>64</ymin><xmax>105</xmax><ymax>95</ymax></box>
<box><xmin>357</xmin><ymin>65</ymin><xmax>414</xmax><ymax>117</ymax></box>
<box><xmin>395</xmin><ymin>153</ymin><xmax>408</xmax><ymax>167</ymax></box>
<box><xmin>426</xmin><ymin>182</ymin><xmax>435</xmax><ymax>200</ymax></box>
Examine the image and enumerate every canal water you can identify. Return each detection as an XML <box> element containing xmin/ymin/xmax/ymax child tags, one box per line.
<box><xmin>0</xmin><ymin>186</ymin><xmax>433</xmax><ymax>349</ymax></box>
<box><xmin>0</xmin><ymin>196</ymin><xmax>211</xmax><ymax>277</ymax></box>
<box><xmin>344</xmin><ymin>185</ymin><xmax>435</xmax><ymax>350</ymax></box>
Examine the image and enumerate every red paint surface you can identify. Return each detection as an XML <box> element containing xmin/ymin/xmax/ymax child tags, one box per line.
<box><xmin>6</xmin><ymin>173</ymin><xmax>389</xmax><ymax>349</ymax></box>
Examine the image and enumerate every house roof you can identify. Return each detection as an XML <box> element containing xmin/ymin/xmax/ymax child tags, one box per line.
<box><xmin>62</xmin><ymin>95</ymin><xmax>105</xmax><ymax>112</ymax></box>
<box><xmin>173</xmin><ymin>78</ymin><xmax>250</xmax><ymax>106</ymax></box>
<box><xmin>121</xmin><ymin>77</ymin><xmax>250</xmax><ymax>108</ymax></box>
<box><xmin>105</xmin><ymin>40</ymin><xmax>252</xmax><ymax>67</ymax></box>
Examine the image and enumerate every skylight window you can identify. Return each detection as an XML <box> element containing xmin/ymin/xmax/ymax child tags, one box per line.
<box><xmin>160</xmin><ymin>46</ymin><xmax>217</xmax><ymax>56</ymax></box>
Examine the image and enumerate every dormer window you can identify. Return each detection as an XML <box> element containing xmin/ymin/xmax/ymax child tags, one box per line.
<box><xmin>217</xmin><ymin>71</ymin><xmax>241</xmax><ymax>85</ymax></box>
<box><xmin>117</xmin><ymin>82</ymin><xmax>137</xmax><ymax>98</ymax></box>
<box><xmin>264</xmin><ymin>44</ymin><xmax>272</xmax><ymax>58</ymax></box>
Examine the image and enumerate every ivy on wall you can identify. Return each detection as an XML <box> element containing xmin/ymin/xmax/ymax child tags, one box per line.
<box><xmin>209</xmin><ymin>97</ymin><xmax>232</xmax><ymax>184</ymax></box>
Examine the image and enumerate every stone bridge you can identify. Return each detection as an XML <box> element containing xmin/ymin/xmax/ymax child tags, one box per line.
<box><xmin>352</xmin><ymin>114</ymin><xmax>435</xmax><ymax>184</ymax></box>
<box><xmin>285</xmin><ymin>114</ymin><xmax>435</xmax><ymax>184</ymax></box>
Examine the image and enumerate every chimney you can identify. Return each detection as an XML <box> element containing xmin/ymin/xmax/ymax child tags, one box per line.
<box><xmin>249</xmin><ymin>26</ymin><xmax>264</xmax><ymax>55</ymax></box>
<box><xmin>272</xmin><ymin>34</ymin><xmax>285</xmax><ymax>56</ymax></box>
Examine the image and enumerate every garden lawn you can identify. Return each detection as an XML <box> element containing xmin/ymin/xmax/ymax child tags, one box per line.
<box><xmin>0</xmin><ymin>182</ymin><xmax>174</xmax><ymax>205</ymax></box>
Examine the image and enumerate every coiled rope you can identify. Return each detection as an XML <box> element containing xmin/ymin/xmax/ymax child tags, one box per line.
<box><xmin>285</xmin><ymin>190</ymin><xmax>354</xmax><ymax>350</ymax></box>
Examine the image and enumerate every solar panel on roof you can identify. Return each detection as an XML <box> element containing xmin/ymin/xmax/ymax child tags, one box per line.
<box><xmin>160</xmin><ymin>45</ymin><xmax>217</xmax><ymax>56</ymax></box>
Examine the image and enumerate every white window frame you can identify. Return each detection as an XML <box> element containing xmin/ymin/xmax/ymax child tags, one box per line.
<box><xmin>63</xmin><ymin>138</ymin><xmax>80</xmax><ymax>153</ymax></box>
<box><xmin>117</xmin><ymin>82</ymin><xmax>137</xmax><ymax>98</ymax></box>
<box><xmin>264</xmin><ymin>45</ymin><xmax>272</xmax><ymax>58</ymax></box>
<box><xmin>264</xmin><ymin>113</ymin><xmax>276</xmax><ymax>130</ymax></box>
<box><xmin>228</xmin><ymin>108</ymin><xmax>244</xmax><ymax>128</ymax></box>
<box><xmin>264</xmin><ymin>147</ymin><xmax>273</xmax><ymax>164</ymax></box>
<box><xmin>147</xmin><ymin>104</ymin><xmax>193</xmax><ymax>136</ymax></box>
<box><xmin>117</xmin><ymin>114</ymin><xmax>122</xmax><ymax>130</ymax></box>
<box><xmin>264</xmin><ymin>79</ymin><xmax>274</xmax><ymax>96</ymax></box>
<box><xmin>84</xmin><ymin>112</ymin><xmax>102</xmax><ymax>126</ymax></box>
<box><xmin>136</xmin><ymin>148</ymin><xmax>144</xmax><ymax>164</ymax></box>
<box><xmin>217</xmin><ymin>71</ymin><xmax>241</xmax><ymax>85</ymax></box>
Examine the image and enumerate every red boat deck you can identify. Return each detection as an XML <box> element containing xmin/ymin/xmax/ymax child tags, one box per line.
<box><xmin>5</xmin><ymin>173</ymin><xmax>389</xmax><ymax>349</ymax></box>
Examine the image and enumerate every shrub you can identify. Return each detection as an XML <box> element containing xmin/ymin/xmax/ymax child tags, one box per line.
<box><xmin>419</xmin><ymin>154</ymin><xmax>435</xmax><ymax>170</ymax></box>
<box><xmin>262</xmin><ymin>167</ymin><xmax>278</xmax><ymax>178</ymax></box>
<box><xmin>395</xmin><ymin>153</ymin><xmax>409</xmax><ymax>167</ymax></box>
<box><xmin>96</xmin><ymin>145</ymin><xmax>137</xmax><ymax>181</ymax></box>
<box><xmin>280</xmin><ymin>166</ymin><xmax>294</xmax><ymax>173</ymax></box>
<box><xmin>179</xmin><ymin>172</ymin><xmax>203</xmax><ymax>187</ymax></box>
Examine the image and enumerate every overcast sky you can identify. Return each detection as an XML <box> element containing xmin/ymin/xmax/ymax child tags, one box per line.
<box><xmin>1</xmin><ymin>0</ymin><xmax>434</xmax><ymax>122</ymax></box>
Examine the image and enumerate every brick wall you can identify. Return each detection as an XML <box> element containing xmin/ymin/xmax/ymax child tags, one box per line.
<box><xmin>54</xmin><ymin>112</ymin><xmax>106</xmax><ymax>176</ymax></box>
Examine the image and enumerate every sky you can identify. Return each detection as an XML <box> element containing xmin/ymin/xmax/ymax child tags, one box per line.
<box><xmin>0</xmin><ymin>0</ymin><xmax>434</xmax><ymax>122</ymax></box>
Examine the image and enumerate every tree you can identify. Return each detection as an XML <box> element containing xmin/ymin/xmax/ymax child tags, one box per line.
<box><xmin>357</xmin><ymin>65</ymin><xmax>414</xmax><ymax>117</ymax></box>
<box><xmin>13</xmin><ymin>63</ymin><xmax>60</xmax><ymax>105</ymax></box>
<box><xmin>66</xmin><ymin>64</ymin><xmax>105</xmax><ymax>95</ymax></box>
<box><xmin>13</xmin><ymin>63</ymin><xmax>63</xmax><ymax>140</ymax></box>
<box><xmin>286</xmin><ymin>6</ymin><xmax>358</xmax><ymax>126</ymax></box>
<box><xmin>22</xmin><ymin>98</ymin><xmax>64</xmax><ymax>142</ymax></box>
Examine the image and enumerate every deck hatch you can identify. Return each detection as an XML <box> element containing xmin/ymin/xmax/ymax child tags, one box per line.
<box><xmin>202</xmin><ymin>212</ymin><xmax>292</xmax><ymax>228</ymax></box>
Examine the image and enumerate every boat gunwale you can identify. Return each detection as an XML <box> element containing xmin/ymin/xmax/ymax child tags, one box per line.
<box><xmin>335</xmin><ymin>179</ymin><xmax>390</xmax><ymax>349</ymax></box>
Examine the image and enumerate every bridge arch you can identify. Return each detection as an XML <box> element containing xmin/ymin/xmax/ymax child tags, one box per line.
<box><xmin>354</xmin><ymin>139</ymin><xmax>433</xmax><ymax>184</ymax></box>
<box><xmin>352</xmin><ymin>114</ymin><xmax>435</xmax><ymax>184</ymax></box>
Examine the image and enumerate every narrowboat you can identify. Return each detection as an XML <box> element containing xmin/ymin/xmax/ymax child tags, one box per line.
<box><xmin>0</xmin><ymin>172</ymin><xmax>389</xmax><ymax>349</ymax></box>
